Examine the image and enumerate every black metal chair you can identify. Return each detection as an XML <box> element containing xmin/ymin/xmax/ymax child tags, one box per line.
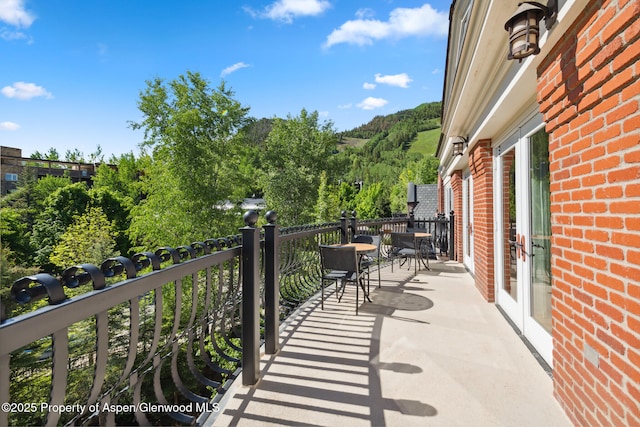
<box><xmin>353</xmin><ymin>234</ymin><xmax>382</xmax><ymax>288</ymax></box>
<box><xmin>390</xmin><ymin>232</ymin><xmax>419</xmax><ymax>274</ymax></box>
<box><xmin>319</xmin><ymin>244</ymin><xmax>368</xmax><ymax>315</ymax></box>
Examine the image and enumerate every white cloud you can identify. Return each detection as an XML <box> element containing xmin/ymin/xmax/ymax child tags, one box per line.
<box><xmin>432</xmin><ymin>68</ymin><xmax>441</xmax><ymax>74</ymax></box>
<box><xmin>357</xmin><ymin>97</ymin><xmax>388</xmax><ymax>110</ymax></box>
<box><xmin>0</xmin><ymin>0</ymin><xmax>35</xmax><ymax>27</ymax></box>
<box><xmin>363</xmin><ymin>82</ymin><xmax>376</xmax><ymax>90</ymax></box>
<box><xmin>0</xmin><ymin>121</ymin><xmax>20</xmax><ymax>131</ymax></box>
<box><xmin>374</xmin><ymin>73</ymin><xmax>412</xmax><ymax>88</ymax></box>
<box><xmin>355</xmin><ymin>8</ymin><xmax>375</xmax><ymax>20</ymax></box>
<box><xmin>246</xmin><ymin>0</ymin><xmax>331</xmax><ymax>24</ymax></box>
<box><xmin>318</xmin><ymin>111</ymin><xmax>329</xmax><ymax>118</ymax></box>
<box><xmin>324</xmin><ymin>3</ymin><xmax>448</xmax><ymax>48</ymax></box>
<box><xmin>0</xmin><ymin>27</ymin><xmax>29</xmax><ymax>41</ymax></box>
<box><xmin>338</xmin><ymin>103</ymin><xmax>352</xmax><ymax>109</ymax></box>
<box><xmin>1</xmin><ymin>82</ymin><xmax>53</xmax><ymax>100</ymax></box>
<box><xmin>221</xmin><ymin>62</ymin><xmax>250</xmax><ymax>77</ymax></box>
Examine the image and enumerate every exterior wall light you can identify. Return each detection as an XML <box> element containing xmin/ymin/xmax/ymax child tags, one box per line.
<box><xmin>504</xmin><ymin>1</ymin><xmax>557</xmax><ymax>61</ymax></box>
<box><xmin>452</xmin><ymin>136</ymin><xmax>468</xmax><ymax>156</ymax></box>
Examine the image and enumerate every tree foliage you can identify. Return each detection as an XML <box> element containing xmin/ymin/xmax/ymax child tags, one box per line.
<box><xmin>314</xmin><ymin>171</ymin><xmax>341</xmax><ymax>223</ymax></box>
<box><xmin>354</xmin><ymin>182</ymin><xmax>386</xmax><ymax>219</ymax></box>
<box><xmin>49</xmin><ymin>206</ymin><xmax>119</xmax><ymax>269</ymax></box>
<box><xmin>30</xmin><ymin>182</ymin><xmax>91</xmax><ymax>269</ymax></box>
<box><xmin>259</xmin><ymin>109</ymin><xmax>338</xmax><ymax>226</ymax></box>
<box><xmin>127</xmin><ymin>72</ymin><xmax>252</xmax><ymax>243</ymax></box>
<box><xmin>2</xmin><ymin>76</ymin><xmax>442</xmax><ymax>274</ymax></box>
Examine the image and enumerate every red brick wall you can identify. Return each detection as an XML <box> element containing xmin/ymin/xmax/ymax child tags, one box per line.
<box><xmin>470</xmin><ymin>139</ymin><xmax>496</xmax><ymax>302</ymax></box>
<box><xmin>451</xmin><ymin>170</ymin><xmax>463</xmax><ymax>262</ymax></box>
<box><xmin>537</xmin><ymin>0</ymin><xmax>640</xmax><ymax>425</ymax></box>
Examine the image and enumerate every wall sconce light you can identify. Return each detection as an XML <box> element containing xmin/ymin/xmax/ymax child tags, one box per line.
<box><xmin>504</xmin><ymin>1</ymin><xmax>558</xmax><ymax>61</ymax></box>
<box><xmin>452</xmin><ymin>136</ymin><xmax>468</xmax><ymax>156</ymax></box>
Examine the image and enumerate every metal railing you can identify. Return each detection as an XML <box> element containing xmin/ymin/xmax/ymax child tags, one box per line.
<box><xmin>0</xmin><ymin>211</ymin><xmax>451</xmax><ymax>426</ymax></box>
<box><xmin>409</xmin><ymin>211</ymin><xmax>455</xmax><ymax>259</ymax></box>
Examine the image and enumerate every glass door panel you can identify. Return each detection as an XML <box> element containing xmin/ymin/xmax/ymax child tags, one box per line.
<box><xmin>496</xmin><ymin>124</ymin><xmax>552</xmax><ymax>365</ymax></box>
<box><xmin>502</xmin><ymin>148</ymin><xmax>518</xmax><ymax>301</ymax></box>
<box><xmin>529</xmin><ymin>130</ymin><xmax>552</xmax><ymax>333</ymax></box>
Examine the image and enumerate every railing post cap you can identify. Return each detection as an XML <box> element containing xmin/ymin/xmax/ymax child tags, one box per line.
<box><xmin>341</xmin><ymin>210</ymin><xmax>347</xmax><ymax>218</ymax></box>
<box><xmin>265</xmin><ymin>210</ymin><xmax>277</xmax><ymax>224</ymax></box>
<box><xmin>243</xmin><ymin>210</ymin><xmax>259</xmax><ymax>227</ymax></box>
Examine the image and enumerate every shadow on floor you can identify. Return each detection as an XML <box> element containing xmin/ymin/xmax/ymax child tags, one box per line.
<box><xmin>210</xmin><ymin>267</ymin><xmax>439</xmax><ymax>426</ymax></box>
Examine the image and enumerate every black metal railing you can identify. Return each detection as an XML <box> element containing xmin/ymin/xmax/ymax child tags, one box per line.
<box><xmin>0</xmin><ymin>210</ymin><xmax>451</xmax><ymax>426</ymax></box>
<box><xmin>408</xmin><ymin>211</ymin><xmax>455</xmax><ymax>259</ymax></box>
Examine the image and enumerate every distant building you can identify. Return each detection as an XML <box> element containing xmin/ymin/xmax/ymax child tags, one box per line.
<box><xmin>0</xmin><ymin>146</ymin><xmax>102</xmax><ymax>195</ymax></box>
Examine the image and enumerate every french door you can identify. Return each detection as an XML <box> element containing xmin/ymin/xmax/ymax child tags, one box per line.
<box><xmin>495</xmin><ymin>125</ymin><xmax>552</xmax><ymax>366</ymax></box>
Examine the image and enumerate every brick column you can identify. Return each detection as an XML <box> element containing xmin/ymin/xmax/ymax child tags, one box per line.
<box><xmin>469</xmin><ymin>139</ymin><xmax>495</xmax><ymax>302</ymax></box>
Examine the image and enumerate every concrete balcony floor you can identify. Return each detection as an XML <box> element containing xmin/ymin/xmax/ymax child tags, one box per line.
<box><xmin>205</xmin><ymin>260</ymin><xmax>571</xmax><ymax>427</ymax></box>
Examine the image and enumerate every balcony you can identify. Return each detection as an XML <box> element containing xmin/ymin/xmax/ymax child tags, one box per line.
<box><xmin>206</xmin><ymin>260</ymin><xmax>570</xmax><ymax>426</ymax></box>
<box><xmin>0</xmin><ymin>213</ymin><xmax>570</xmax><ymax>426</ymax></box>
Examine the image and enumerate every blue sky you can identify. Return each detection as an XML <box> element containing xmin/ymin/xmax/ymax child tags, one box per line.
<box><xmin>1</xmin><ymin>0</ymin><xmax>450</xmax><ymax>159</ymax></box>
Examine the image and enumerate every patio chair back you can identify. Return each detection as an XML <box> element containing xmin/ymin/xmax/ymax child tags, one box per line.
<box><xmin>319</xmin><ymin>244</ymin><xmax>366</xmax><ymax>314</ymax></box>
<box><xmin>320</xmin><ymin>244</ymin><xmax>359</xmax><ymax>274</ymax></box>
<box><xmin>390</xmin><ymin>232</ymin><xmax>418</xmax><ymax>274</ymax></box>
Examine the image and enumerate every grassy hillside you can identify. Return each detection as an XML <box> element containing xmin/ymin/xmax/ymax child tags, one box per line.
<box><xmin>337</xmin><ymin>136</ymin><xmax>368</xmax><ymax>151</ymax></box>
<box><xmin>408</xmin><ymin>127</ymin><xmax>441</xmax><ymax>157</ymax></box>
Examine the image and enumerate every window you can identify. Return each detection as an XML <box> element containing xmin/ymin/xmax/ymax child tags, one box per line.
<box><xmin>5</xmin><ymin>173</ymin><xmax>18</xmax><ymax>182</ymax></box>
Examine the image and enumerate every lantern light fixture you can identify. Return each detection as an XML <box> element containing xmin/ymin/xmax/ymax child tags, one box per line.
<box><xmin>504</xmin><ymin>1</ymin><xmax>558</xmax><ymax>61</ymax></box>
<box><xmin>452</xmin><ymin>136</ymin><xmax>468</xmax><ymax>156</ymax></box>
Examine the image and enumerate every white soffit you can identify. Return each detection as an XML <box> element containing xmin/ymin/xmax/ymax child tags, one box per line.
<box><xmin>448</xmin><ymin>0</ymin><xmax>586</xmax><ymax>142</ymax></box>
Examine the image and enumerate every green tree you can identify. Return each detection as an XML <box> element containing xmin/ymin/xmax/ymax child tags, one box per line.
<box><xmin>259</xmin><ymin>109</ymin><xmax>337</xmax><ymax>226</ymax></box>
<box><xmin>128</xmin><ymin>71</ymin><xmax>252</xmax><ymax>243</ymax></box>
<box><xmin>127</xmin><ymin>161</ymin><xmax>203</xmax><ymax>250</ymax></box>
<box><xmin>32</xmin><ymin>175</ymin><xmax>74</xmax><ymax>206</ymax></box>
<box><xmin>49</xmin><ymin>206</ymin><xmax>119</xmax><ymax>269</ymax></box>
<box><xmin>92</xmin><ymin>152</ymin><xmax>149</xmax><ymax>205</ymax></box>
<box><xmin>417</xmin><ymin>155</ymin><xmax>439</xmax><ymax>184</ymax></box>
<box><xmin>389</xmin><ymin>167</ymin><xmax>419</xmax><ymax>214</ymax></box>
<box><xmin>1</xmin><ymin>173</ymin><xmax>73</xmax><ymax>265</ymax></box>
<box><xmin>337</xmin><ymin>181</ymin><xmax>357</xmax><ymax>213</ymax></box>
<box><xmin>314</xmin><ymin>171</ymin><xmax>341</xmax><ymax>223</ymax></box>
<box><xmin>0</xmin><ymin>208</ymin><xmax>29</xmax><ymax>264</ymax></box>
<box><xmin>30</xmin><ymin>182</ymin><xmax>90</xmax><ymax>270</ymax></box>
<box><xmin>354</xmin><ymin>182</ymin><xmax>386</xmax><ymax>219</ymax></box>
<box><xmin>30</xmin><ymin>147</ymin><xmax>60</xmax><ymax>160</ymax></box>
<box><xmin>89</xmin><ymin>187</ymin><xmax>132</xmax><ymax>256</ymax></box>
<box><xmin>88</xmin><ymin>144</ymin><xmax>104</xmax><ymax>163</ymax></box>
<box><xmin>64</xmin><ymin>148</ymin><xmax>85</xmax><ymax>163</ymax></box>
